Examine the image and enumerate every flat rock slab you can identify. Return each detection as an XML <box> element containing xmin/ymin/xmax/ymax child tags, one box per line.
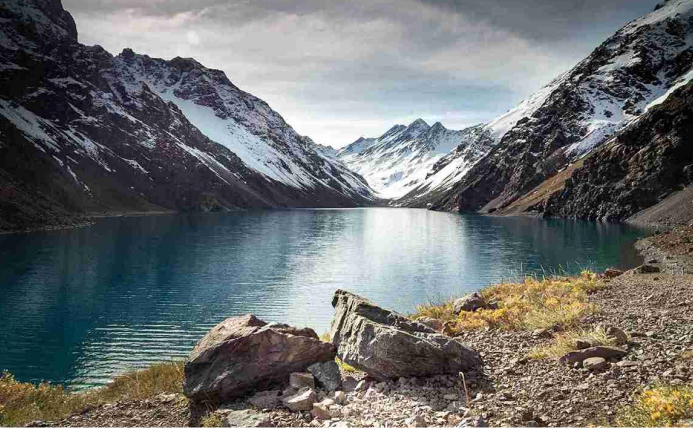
<box><xmin>559</xmin><ymin>346</ymin><xmax>627</xmax><ymax>365</ymax></box>
<box><xmin>330</xmin><ymin>289</ymin><xmax>482</xmax><ymax>380</ymax></box>
<box><xmin>183</xmin><ymin>314</ymin><xmax>335</xmax><ymax>402</ymax></box>
<box><xmin>223</xmin><ymin>409</ymin><xmax>271</xmax><ymax>427</ymax></box>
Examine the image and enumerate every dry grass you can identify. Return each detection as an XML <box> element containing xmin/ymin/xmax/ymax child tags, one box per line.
<box><xmin>0</xmin><ymin>361</ymin><xmax>184</xmax><ymax>427</ymax></box>
<box><xmin>413</xmin><ymin>270</ymin><xmax>604</xmax><ymax>333</ymax></box>
<box><xmin>615</xmin><ymin>384</ymin><xmax>693</xmax><ymax>427</ymax></box>
<box><xmin>528</xmin><ymin>326</ymin><xmax>616</xmax><ymax>360</ymax></box>
<box><xmin>200</xmin><ymin>412</ymin><xmax>225</xmax><ymax>427</ymax></box>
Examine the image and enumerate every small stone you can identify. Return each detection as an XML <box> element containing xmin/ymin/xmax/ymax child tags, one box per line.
<box><xmin>333</xmin><ymin>391</ymin><xmax>346</xmax><ymax>405</ymax></box>
<box><xmin>290</xmin><ymin>372</ymin><xmax>316</xmax><ymax>390</ymax></box>
<box><xmin>342</xmin><ymin>376</ymin><xmax>358</xmax><ymax>392</ymax></box>
<box><xmin>604</xmin><ymin>268</ymin><xmax>624</xmax><ymax>278</ymax></box>
<box><xmin>444</xmin><ymin>393</ymin><xmax>459</xmax><ymax>401</ymax></box>
<box><xmin>405</xmin><ymin>414</ymin><xmax>428</xmax><ymax>427</ymax></box>
<box><xmin>606</xmin><ymin>326</ymin><xmax>629</xmax><ymax>346</ymax></box>
<box><xmin>354</xmin><ymin>380</ymin><xmax>371</xmax><ymax>391</ymax></box>
<box><xmin>635</xmin><ymin>264</ymin><xmax>661</xmax><ymax>274</ymax></box>
<box><xmin>583</xmin><ymin>357</ymin><xmax>608</xmax><ymax>371</ymax></box>
<box><xmin>560</xmin><ymin>346</ymin><xmax>627</xmax><ymax>364</ymax></box>
<box><xmin>223</xmin><ymin>410</ymin><xmax>272</xmax><ymax>427</ymax></box>
<box><xmin>247</xmin><ymin>390</ymin><xmax>281</xmax><ymax>409</ymax></box>
<box><xmin>283</xmin><ymin>387</ymin><xmax>317</xmax><ymax>412</ymax></box>
<box><xmin>453</xmin><ymin>292</ymin><xmax>487</xmax><ymax>314</ymax></box>
<box><xmin>311</xmin><ymin>403</ymin><xmax>333</xmax><ymax>420</ymax></box>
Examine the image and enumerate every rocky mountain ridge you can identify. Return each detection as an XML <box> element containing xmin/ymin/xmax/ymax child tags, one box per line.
<box><xmin>0</xmin><ymin>0</ymin><xmax>376</xmax><ymax>232</ymax></box>
<box><xmin>408</xmin><ymin>0</ymin><xmax>693</xmax><ymax>216</ymax></box>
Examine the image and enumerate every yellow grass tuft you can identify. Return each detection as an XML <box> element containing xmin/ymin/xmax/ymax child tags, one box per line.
<box><xmin>200</xmin><ymin>412</ymin><xmax>225</xmax><ymax>427</ymax></box>
<box><xmin>413</xmin><ymin>270</ymin><xmax>604</xmax><ymax>333</ymax></box>
<box><xmin>615</xmin><ymin>384</ymin><xmax>693</xmax><ymax>427</ymax></box>
<box><xmin>528</xmin><ymin>326</ymin><xmax>616</xmax><ymax>360</ymax></box>
<box><xmin>0</xmin><ymin>361</ymin><xmax>185</xmax><ymax>427</ymax></box>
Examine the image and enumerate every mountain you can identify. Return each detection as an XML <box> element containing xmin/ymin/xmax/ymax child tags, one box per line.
<box><xmin>542</xmin><ymin>80</ymin><xmax>693</xmax><ymax>221</ymax></box>
<box><xmin>414</xmin><ymin>0</ymin><xmax>693</xmax><ymax>213</ymax></box>
<box><xmin>337</xmin><ymin>119</ymin><xmax>491</xmax><ymax>199</ymax></box>
<box><xmin>0</xmin><ymin>0</ymin><xmax>375</xmax><ymax>233</ymax></box>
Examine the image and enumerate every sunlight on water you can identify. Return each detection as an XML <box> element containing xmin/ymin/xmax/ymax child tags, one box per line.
<box><xmin>0</xmin><ymin>208</ymin><xmax>644</xmax><ymax>389</ymax></box>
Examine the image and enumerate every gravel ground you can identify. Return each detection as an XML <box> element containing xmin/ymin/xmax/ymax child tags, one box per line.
<box><xmin>51</xmin><ymin>233</ymin><xmax>693</xmax><ymax>427</ymax></box>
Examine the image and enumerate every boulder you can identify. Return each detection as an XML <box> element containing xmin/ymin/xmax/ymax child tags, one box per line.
<box><xmin>452</xmin><ymin>292</ymin><xmax>487</xmax><ymax>314</ymax></box>
<box><xmin>183</xmin><ymin>314</ymin><xmax>336</xmax><ymax>402</ymax></box>
<box><xmin>559</xmin><ymin>346</ymin><xmax>627</xmax><ymax>365</ymax></box>
<box><xmin>330</xmin><ymin>290</ymin><xmax>482</xmax><ymax>380</ymax></box>
<box><xmin>308</xmin><ymin>361</ymin><xmax>342</xmax><ymax>391</ymax></box>
<box><xmin>282</xmin><ymin>387</ymin><xmax>317</xmax><ymax>411</ymax></box>
<box><xmin>289</xmin><ymin>372</ymin><xmax>315</xmax><ymax>390</ymax></box>
<box><xmin>222</xmin><ymin>409</ymin><xmax>271</xmax><ymax>427</ymax></box>
<box><xmin>583</xmin><ymin>357</ymin><xmax>608</xmax><ymax>371</ymax></box>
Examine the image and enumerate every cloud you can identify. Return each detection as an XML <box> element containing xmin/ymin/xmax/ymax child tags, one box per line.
<box><xmin>63</xmin><ymin>0</ymin><xmax>657</xmax><ymax>147</ymax></box>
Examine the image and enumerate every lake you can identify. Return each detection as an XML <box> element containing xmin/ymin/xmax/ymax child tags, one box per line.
<box><xmin>0</xmin><ymin>208</ymin><xmax>645</xmax><ymax>389</ymax></box>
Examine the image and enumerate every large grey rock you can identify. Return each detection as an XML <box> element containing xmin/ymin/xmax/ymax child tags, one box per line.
<box><xmin>222</xmin><ymin>409</ymin><xmax>271</xmax><ymax>427</ymax></box>
<box><xmin>308</xmin><ymin>361</ymin><xmax>342</xmax><ymax>391</ymax></box>
<box><xmin>452</xmin><ymin>293</ymin><xmax>486</xmax><ymax>314</ymax></box>
<box><xmin>559</xmin><ymin>346</ymin><xmax>627</xmax><ymax>365</ymax></box>
<box><xmin>183</xmin><ymin>314</ymin><xmax>336</xmax><ymax>402</ymax></box>
<box><xmin>330</xmin><ymin>290</ymin><xmax>482</xmax><ymax>380</ymax></box>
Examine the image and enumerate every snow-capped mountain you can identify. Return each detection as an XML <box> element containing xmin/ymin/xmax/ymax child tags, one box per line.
<box><xmin>414</xmin><ymin>0</ymin><xmax>693</xmax><ymax>212</ymax></box>
<box><xmin>0</xmin><ymin>0</ymin><xmax>375</xmax><ymax>231</ymax></box>
<box><xmin>337</xmin><ymin>119</ymin><xmax>486</xmax><ymax>199</ymax></box>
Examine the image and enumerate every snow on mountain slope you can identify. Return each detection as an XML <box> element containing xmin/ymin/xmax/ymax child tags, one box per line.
<box><xmin>421</xmin><ymin>0</ymin><xmax>693</xmax><ymax>213</ymax></box>
<box><xmin>109</xmin><ymin>50</ymin><xmax>373</xmax><ymax>199</ymax></box>
<box><xmin>0</xmin><ymin>0</ymin><xmax>375</xmax><ymax>231</ymax></box>
<box><xmin>337</xmin><ymin>119</ymin><xmax>477</xmax><ymax>198</ymax></box>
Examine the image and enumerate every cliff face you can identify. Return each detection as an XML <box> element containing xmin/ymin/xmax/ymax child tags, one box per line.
<box><xmin>0</xmin><ymin>0</ymin><xmax>375</xmax><ymax>232</ymax></box>
<box><xmin>542</xmin><ymin>81</ymin><xmax>693</xmax><ymax>221</ymax></box>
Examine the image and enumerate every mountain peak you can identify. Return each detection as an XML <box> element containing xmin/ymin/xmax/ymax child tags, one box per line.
<box><xmin>409</xmin><ymin>118</ymin><xmax>429</xmax><ymax>129</ymax></box>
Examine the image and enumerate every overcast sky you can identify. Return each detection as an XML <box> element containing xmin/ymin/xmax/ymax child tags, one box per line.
<box><xmin>64</xmin><ymin>0</ymin><xmax>656</xmax><ymax>148</ymax></box>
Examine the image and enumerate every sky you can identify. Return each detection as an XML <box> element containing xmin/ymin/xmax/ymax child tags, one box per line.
<box><xmin>63</xmin><ymin>0</ymin><xmax>657</xmax><ymax>148</ymax></box>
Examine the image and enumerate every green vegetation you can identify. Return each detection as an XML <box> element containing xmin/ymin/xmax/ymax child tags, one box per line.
<box><xmin>0</xmin><ymin>361</ymin><xmax>185</xmax><ymax>427</ymax></box>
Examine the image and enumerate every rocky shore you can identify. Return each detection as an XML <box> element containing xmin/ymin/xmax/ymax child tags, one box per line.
<box><xmin>20</xmin><ymin>227</ymin><xmax>689</xmax><ymax>427</ymax></box>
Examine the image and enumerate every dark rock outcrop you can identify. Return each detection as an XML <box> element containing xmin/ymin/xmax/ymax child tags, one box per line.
<box><xmin>543</xmin><ymin>81</ymin><xmax>693</xmax><ymax>221</ymax></box>
<box><xmin>329</xmin><ymin>289</ymin><xmax>481</xmax><ymax>380</ymax></box>
<box><xmin>183</xmin><ymin>315</ymin><xmax>335</xmax><ymax>403</ymax></box>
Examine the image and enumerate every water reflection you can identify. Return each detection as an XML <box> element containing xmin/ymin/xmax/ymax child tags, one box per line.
<box><xmin>0</xmin><ymin>208</ymin><xmax>644</xmax><ymax>389</ymax></box>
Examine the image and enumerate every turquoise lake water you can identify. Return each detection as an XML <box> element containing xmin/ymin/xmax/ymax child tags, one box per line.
<box><xmin>0</xmin><ymin>208</ymin><xmax>645</xmax><ymax>389</ymax></box>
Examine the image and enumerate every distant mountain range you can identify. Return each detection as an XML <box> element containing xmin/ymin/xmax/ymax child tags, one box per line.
<box><xmin>1</xmin><ymin>0</ymin><xmax>692</xmax><ymax>232</ymax></box>
<box><xmin>0</xmin><ymin>0</ymin><xmax>376</xmax><ymax>232</ymax></box>
<box><xmin>347</xmin><ymin>0</ymin><xmax>693</xmax><ymax>222</ymax></box>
